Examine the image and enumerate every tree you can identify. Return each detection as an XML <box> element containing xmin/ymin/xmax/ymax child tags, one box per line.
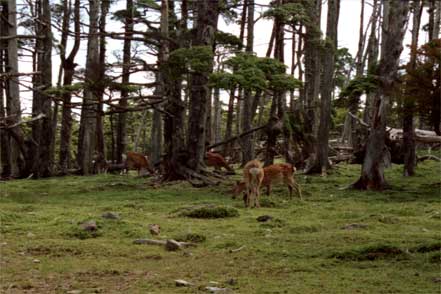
<box><xmin>352</xmin><ymin>0</ymin><xmax>410</xmax><ymax>190</ymax></box>
<box><xmin>312</xmin><ymin>0</ymin><xmax>340</xmax><ymax>175</ymax></box>
<box><xmin>31</xmin><ymin>0</ymin><xmax>53</xmax><ymax>177</ymax></box>
<box><xmin>186</xmin><ymin>0</ymin><xmax>220</xmax><ymax>172</ymax></box>
<box><xmin>59</xmin><ymin>0</ymin><xmax>81</xmax><ymax>175</ymax></box>
<box><xmin>77</xmin><ymin>0</ymin><xmax>100</xmax><ymax>175</ymax></box>
<box><xmin>403</xmin><ymin>0</ymin><xmax>424</xmax><ymax>176</ymax></box>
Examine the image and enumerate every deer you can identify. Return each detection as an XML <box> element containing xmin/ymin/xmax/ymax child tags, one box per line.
<box><xmin>232</xmin><ymin>163</ymin><xmax>302</xmax><ymax>200</ymax></box>
<box><xmin>123</xmin><ymin>151</ymin><xmax>155</xmax><ymax>176</ymax></box>
<box><xmin>243</xmin><ymin>159</ymin><xmax>264</xmax><ymax>208</ymax></box>
<box><xmin>205</xmin><ymin>151</ymin><xmax>235</xmax><ymax>174</ymax></box>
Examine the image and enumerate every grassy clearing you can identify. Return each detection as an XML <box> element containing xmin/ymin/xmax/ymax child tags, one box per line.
<box><xmin>0</xmin><ymin>161</ymin><xmax>440</xmax><ymax>293</ymax></box>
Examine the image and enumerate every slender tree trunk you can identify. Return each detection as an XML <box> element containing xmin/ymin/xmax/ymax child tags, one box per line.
<box><xmin>241</xmin><ymin>0</ymin><xmax>255</xmax><ymax>165</ymax></box>
<box><xmin>313</xmin><ymin>0</ymin><xmax>340</xmax><ymax>175</ymax></box>
<box><xmin>116</xmin><ymin>0</ymin><xmax>134</xmax><ymax>163</ymax></box>
<box><xmin>2</xmin><ymin>0</ymin><xmax>23</xmax><ymax>177</ymax></box>
<box><xmin>352</xmin><ymin>0</ymin><xmax>409</xmax><ymax>190</ymax></box>
<box><xmin>363</xmin><ymin>0</ymin><xmax>380</xmax><ymax>124</ymax></box>
<box><xmin>213</xmin><ymin>87</ymin><xmax>222</xmax><ymax>144</ymax></box>
<box><xmin>31</xmin><ymin>0</ymin><xmax>53</xmax><ymax>177</ymax></box>
<box><xmin>223</xmin><ymin>88</ymin><xmax>235</xmax><ymax>155</ymax></box>
<box><xmin>403</xmin><ymin>0</ymin><xmax>423</xmax><ymax>176</ymax></box>
<box><xmin>78</xmin><ymin>0</ymin><xmax>100</xmax><ymax>175</ymax></box>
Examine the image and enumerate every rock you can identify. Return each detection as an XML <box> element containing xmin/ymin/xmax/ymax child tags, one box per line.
<box><xmin>148</xmin><ymin>224</ymin><xmax>161</xmax><ymax>236</ymax></box>
<box><xmin>183</xmin><ymin>251</ymin><xmax>193</xmax><ymax>257</ymax></box>
<box><xmin>32</xmin><ymin>259</ymin><xmax>40</xmax><ymax>263</ymax></box>
<box><xmin>102</xmin><ymin>212</ymin><xmax>120</xmax><ymax>220</ymax></box>
<box><xmin>27</xmin><ymin>232</ymin><xmax>35</xmax><ymax>238</ymax></box>
<box><xmin>341</xmin><ymin>223</ymin><xmax>368</xmax><ymax>230</ymax></box>
<box><xmin>256</xmin><ymin>215</ymin><xmax>273</xmax><ymax>222</ymax></box>
<box><xmin>165</xmin><ymin>239</ymin><xmax>181</xmax><ymax>251</ymax></box>
<box><xmin>205</xmin><ymin>286</ymin><xmax>232</xmax><ymax>293</ymax></box>
<box><xmin>80</xmin><ymin>220</ymin><xmax>97</xmax><ymax>231</ymax></box>
<box><xmin>432</xmin><ymin>277</ymin><xmax>441</xmax><ymax>283</ymax></box>
<box><xmin>175</xmin><ymin>279</ymin><xmax>192</xmax><ymax>287</ymax></box>
<box><xmin>226</xmin><ymin>278</ymin><xmax>237</xmax><ymax>286</ymax></box>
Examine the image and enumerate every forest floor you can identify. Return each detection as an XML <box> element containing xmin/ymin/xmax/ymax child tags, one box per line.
<box><xmin>0</xmin><ymin>160</ymin><xmax>440</xmax><ymax>294</ymax></box>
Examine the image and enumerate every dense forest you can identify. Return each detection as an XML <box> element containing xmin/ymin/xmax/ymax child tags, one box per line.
<box><xmin>1</xmin><ymin>0</ymin><xmax>440</xmax><ymax>188</ymax></box>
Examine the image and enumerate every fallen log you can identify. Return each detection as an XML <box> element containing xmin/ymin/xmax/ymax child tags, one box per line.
<box><xmin>417</xmin><ymin>155</ymin><xmax>441</xmax><ymax>162</ymax></box>
<box><xmin>133</xmin><ymin>238</ymin><xmax>197</xmax><ymax>251</ymax></box>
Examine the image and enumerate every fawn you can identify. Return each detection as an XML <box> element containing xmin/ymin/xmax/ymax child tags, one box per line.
<box><xmin>233</xmin><ymin>163</ymin><xmax>302</xmax><ymax>200</ymax></box>
<box><xmin>243</xmin><ymin>159</ymin><xmax>264</xmax><ymax>208</ymax></box>
<box><xmin>205</xmin><ymin>151</ymin><xmax>235</xmax><ymax>174</ymax></box>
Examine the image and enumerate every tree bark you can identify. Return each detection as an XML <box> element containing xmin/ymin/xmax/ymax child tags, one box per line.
<box><xmin>78</xmin><ymin>0</ymin><xmax>100</xmax><ymax>175</ymax></box>
<box><xmin>116</xmin><ymin>0</ymin><xmax>134</xmax><ymax>164</ymax></box>
<box><xmin>241</xmin><ymin>0</ymin><xmax>255</xmax><ymax>165</ymax></box>
<box><xmin>59</xmin><ymin>0</ymin><xmax>81</xmax><ymax>174</ymax></box>
<box><xmin>186</xmin><ymin>0</ymin><xmax>219</xmax><ymax>171</ymax></box>
<box><xmin>403</xmin><ymin>0</ymin><xmax>423</xmax><ymax>177</ymax></box>
<box><xmin>31</xmin><ymin>0</ymin><xmax>53</xmax><ymax>177</ymax></box>
<box><xmin>352</xmin><ymin>0</ymin><xmax>409</xmax><ymax>190</ymax></box>
<box><xmin>311</xmin><ymin>0</ymin><xmax>340</xmax><ymax>174</ymax></box>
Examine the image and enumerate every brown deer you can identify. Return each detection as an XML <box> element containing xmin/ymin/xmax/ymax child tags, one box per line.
<box><xmin>243</xmin><ymin>159</ymin><xmax>264</xmax><ymax>208</ymax></box>
<box><xmin>233</xmin><ymin>163</ymin><xmax>302</xmax><ymax>200</ymax></box>
<box><xmin>123</xmin><ymin>151</ymin><xmax>155</xmax><ymax>176</ymax></box>
<box><xmin>205</xmin><ymin>151</ymin><xmax>235</xmax><ymax>174</ymax></box>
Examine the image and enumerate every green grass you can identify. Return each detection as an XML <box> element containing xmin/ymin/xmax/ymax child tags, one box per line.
<box><xmin>0</xmin><ymin>161</ymin><xmax>440</xmax><ymax>293</ymax></box>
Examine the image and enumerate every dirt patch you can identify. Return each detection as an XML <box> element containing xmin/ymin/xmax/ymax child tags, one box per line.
<box><xmin>331</xmin><ymin>245</ymin><xmax>407</xmax><ymax>261</ymax></box>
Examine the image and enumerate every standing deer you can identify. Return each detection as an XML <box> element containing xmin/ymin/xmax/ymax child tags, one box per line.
<box><xmin>232</xmin><ymin>163</ymin><xmax>302</xmax><ymax>200</ymax></box>
<box><xmin>243</xmin><ymin>159</ymin><xmax>264</xmax><ymax>208</ymax></box>
<box><xmin>123</xmin><ymin>151</ymin><xmax>155</xmax><ymax>176</ymax></box>
<box><xmin>205</xmin><ymin>151</ymin><xmax>235</xmax><ymax>174</ymax></box>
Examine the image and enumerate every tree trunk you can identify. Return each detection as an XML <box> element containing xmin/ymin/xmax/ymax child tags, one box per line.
<box><xmin>311</xmin><ymin>0</ymin><xmax>340</xmax><ymax>175</ymax></box>
<box><xmin>212</xmin><ymin>87</ymin><xmax>222</xmax><ymax>144</ymax></box>
<box><xmin>303</xmin><ymin>0</ymin><xmax>321</xmax><ymax>137</ymax></box>
<box><xmin>59</xmin><ymin>0</ymin><xmax>81</xmax><ymax>174</ymax></box>
<box><xmin>363</xmin><ymin>0</ymin><xmax>380</xmax><ymax>124</ymax></box>
<box><xmin>78</xmin><ymin>0</ymin><xmax>100</xmax><ymax>175</ymax></box>
<box><xmin>116</xmin><ymin>0</ymin><xmax>134</xmax><ymax>163</ymax></box>
<box><xmin>2</xmin><ymin>0</ymin><xmax>23</xmax><ymax>177</ymax></box>
<box><xmin>352</xmin><ymin>0</ymin><xmax>409</xmax><ymax>190</ymax></box>
<box><xmin>403</xmin><ymin>0</ymin><xmax>423</xmax><ymax>176</ymax></box>
<box><xmin>31</xmin><ymin>0</ymin><xmax>53</xmax><ymax>178</ymax></box>
<box><xmin>241</xmin><ymin>0</ymin><xmax>255</xmax><ymax>165</ymax></box>
<box><xmin>223</xmin><ymin>88</ymin><xmax>235</xmax><ymax>156</ymax></box>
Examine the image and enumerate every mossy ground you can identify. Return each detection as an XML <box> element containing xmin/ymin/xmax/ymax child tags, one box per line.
<box><xmin>0</xmin><ymin>161</ymin><xmax>440</xmax><ymax>293</ymax></box>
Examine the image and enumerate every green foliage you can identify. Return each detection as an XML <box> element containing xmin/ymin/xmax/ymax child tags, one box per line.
<box><xmin>167</xmin><ymin>46</ymin><xmax>214</xmax><ymax>78</ymax></box>
<box><xmin>337</xmin><ymin>75</ymin><xmax>379</xmax><ymax>108</ymax></box>
<box><xmin>136</xmin><ymin>0</ymin><xmax>160</xmax><ymax>9</ymax></box>
<box><xmin>215</xmin><ymin>31</ymin><xmax>243</xmax><ymax>49</ymax></box>
<box><xmin>108</xmin><ymin>82</ymin><xmax>141</xmax><ymax>93</ymax></box>
<box><xmin>264</xmin><ymin>3</ymin><xmax>310</xmax><ymax>25</ymax></box>
<box><xmin>44</xmin><ymin>83</ymin><xmax>84</xmax><ymax>96</ymax></box>
<box><xmin>269</xmin><ymin>74</ymin><xmax>302</xmax><ymax>91</ymax></box>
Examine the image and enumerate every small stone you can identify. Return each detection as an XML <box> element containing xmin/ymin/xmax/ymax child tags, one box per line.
<box><xmin>148</xmin><ymin>224</ymin><xmax>161</xmax><ymax>236</ymax></box>
<box><xmin>175</xmin><ymin>279</ymin><xmax>192</xmax><ymax>287</ymax></box>
<box><xmin>102</xmin><ymin>212</ymin><xmax>120</xmax><ymax>220</ymax></box>
<box><xmin>183</xmin><ymin>251</ymin><xmax>193</xmax><ymax>257</ymax></box>
<box><xmin>32</xmin><ymin>259</ymin><xmax>40</xmax><ymax>263</ymax></box>
<box><xmin>341</xmin><ymin>223</ymin><xmax>368</xmax><ymax>230</ymax></box>
<box><xmin>80</xmin><ymin>220</ymin><xmax>97</xmax><ymax>231</ymax></box>
<box><xmin>226</xmin><ymin>278</ymin><xmax>237</xmax><ymax>286</ymax></box>
<box><xmin>165</xmin><ymin>239</ymin><xmax>181</xmax><ymax>251</ymax></box>
<box><xmin>432</xmin><ymin>277</ymin><xmax>441</xmax><ymax>283</ymax></box>
<box><xmin>205</xmin><ymin>286</ymin><xmax>232</xmax><ymax>293</ymax></box>
<box><xmin>27</xmin><ymin>232</ymin><xmax>35</xmax><ymax>238</ymax></box>
<box><xmin>256</xmin><ymin>215</ymin><xmax>273</xmax><ymax>222</ymax></box>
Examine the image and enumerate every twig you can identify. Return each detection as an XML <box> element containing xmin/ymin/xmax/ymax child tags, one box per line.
<box><xmin>229</xmin><ymin>245</ymin><xmax>246</xmax><ymax>253</ymax></box>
